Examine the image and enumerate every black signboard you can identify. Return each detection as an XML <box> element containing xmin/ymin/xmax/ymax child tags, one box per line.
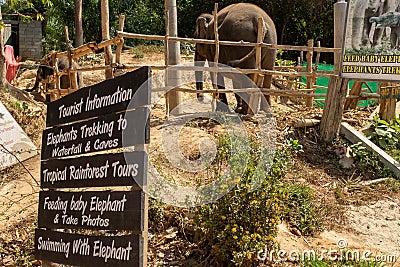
<box><xmin>46</xmin><ymin>67</ymin><xmax>151</xmax><ymax>127</ymax></box>
<box><xmin>38</xmin><ymin>190</ymin><xmax>144</xmax><ymax>230</ymax></box>
<box><xmin>35</xmin><ymin>229</ymin><xmax>143</xmax><ymax>267</ymax></box>
<box><xmin>41</xmin><ymin>107</ymin><xmax>150</xmax><ymax>160</ymax></box>
<box><xmin>36</xmin><ymin>67</ymin><xmax>150</xmax><ymax>267</ymax></box>
<box><xmin>40</xmin><ymin>151</ymin><xmax>147</xmax><ymax>188</ymax></box>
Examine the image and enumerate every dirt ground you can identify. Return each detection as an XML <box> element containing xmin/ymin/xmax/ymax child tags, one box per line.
<box><xmin>0</xmin><ymin>49</ymin><xmax>399</xmax><ymax>266</ymax></box>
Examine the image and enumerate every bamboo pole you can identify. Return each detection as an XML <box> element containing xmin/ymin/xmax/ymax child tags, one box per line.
<box><xmin>305</xmin><ymin>39</ymin><xmax>315</xmax><ymax>106</ymax></box>
<box><xmin>116</xmin><ymin>31</ymin><xmax>339</xmax><ymax>52</ymax></box>
<box><xmin>313</xmin><ymin>41</ymin><xmax>321</xmax><ymax>71</ymax></box>
<box><xmin>115</xmin><ymin>15</ymin><xmax>125</xmax><ymax>67</ymax></box>
<box><xmin>248</xmin><ymin>17</ymin><xmax>264</xmax><ymax>114</ymax></box>
<box><xmin>64</xmin><ymin>26</ymin><xmax>78</xmax><ymax>91</ymax></box>
<box><xmin>212</xmin><ymin>3</ymin><xmax>219</xmax><ymax>110</ymax></box>
<box><xmin>53</xmin><ymin>56</ymin><xmax>61</xmax><ymax>101</ymax></box>
<box><xmin>101</xmin><ymin>0</ymin><xmax>113</xmax><ymax>79</ymax></box>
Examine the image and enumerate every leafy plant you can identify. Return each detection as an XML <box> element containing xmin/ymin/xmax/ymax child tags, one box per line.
<box><xmin>281</xmin><ymin>184</ymin><xmax>320</xmax><ymax>236</ymax></box>
<box><xmin>195</xmin><ymin>134</ymin><xmax>288</xmax><ymax>266</ymax></box>
<box><xmin>350</xmin><ymin>142</ymin><xmax>393</xmax><ymax>178</ymax></box>
<box><xmin>9</xmin><ymin>102</ymin><xmax>28</xmax><ymax>110</ymax></box>
<box><xmin>366</xmin><ymin>116</ymin><xmax>400</xmax><ymax>150</ymax></box>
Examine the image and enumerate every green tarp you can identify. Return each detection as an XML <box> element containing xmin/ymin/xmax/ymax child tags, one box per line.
<box><xmin>301</xmin><ymin>64</ymin><xmax>378</xmax><ymax>107</ymax></box>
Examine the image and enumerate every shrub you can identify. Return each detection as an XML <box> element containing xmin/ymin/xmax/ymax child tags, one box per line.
<box><xmin>281</xmin><ymin>184</ymin><xmax>320</xmax><ymax>236</ymax></box>
<box><xmin>194</xmin><ymin>134</ymin><xmax>288</xmax><ymax>266</ymax></box>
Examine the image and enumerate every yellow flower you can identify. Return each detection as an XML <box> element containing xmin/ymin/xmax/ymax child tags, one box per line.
<box><xmin>247</xmin><ymin>252</ymin><xmax>252</xmax><ymax>260</ymax></box>
<box><xmin>232</xmin><ymin>227</ymin><xmax>237</xmax><ymax>233</ymax></box>
<box><xmin>233</xmin><ymin>235</ymin><xmax>238</xmax><ymax>239</ymax></box>
<box><xmin>221</xmin><ymin>215</ymin><xmax>226</xmax><ymax>220</ymax></box>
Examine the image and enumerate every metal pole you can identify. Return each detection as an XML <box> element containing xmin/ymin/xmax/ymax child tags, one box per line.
<box><xmin>165</xmin><ymin>0</ymin><xmax>182</xmax><ymax>114</ymax></box>
<box><xmin>334</xmin><ymin>0</ymin><xmax>347</xmax><ymax>74</ymax></box>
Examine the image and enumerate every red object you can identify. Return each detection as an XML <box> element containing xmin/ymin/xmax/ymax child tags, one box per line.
<box><xmin>4</xmin><ymin>45</ymin><xmax>21</xmax><ymax>84</ymax></box>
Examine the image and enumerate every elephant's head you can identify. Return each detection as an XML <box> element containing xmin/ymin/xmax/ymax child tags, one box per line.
<box><xmin>194</xmin><ymin>13</ymin><xmax>213</xmax><ymax>99</ymax></box>
<box><xmin>370</xmin><ymin>11</ymin><xmax>400</xmax><ymax>27</ymax></box>
<box><xmin>194</xmin><ymin>13</ymin><xmax>213</xmax><ymax>61</ymax></box>
<box><xmin>367</xmin><ymin>0</ymin><xmax>383</xmax><ymax>13</ymax></box>
<box><xmin>194</xmin><ymin>13</ymin><xmax>213</xmax><ymax>39</ymax></box>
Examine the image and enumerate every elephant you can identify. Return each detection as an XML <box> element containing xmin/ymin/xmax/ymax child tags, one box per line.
<box><xmin>370</xmin><ymin>11</ymin><xmax>400</xmax><ymax>48</ymax></box>
<box><xmin>351</xmin><ymin>0</ymin><xmax>399</xmax><ymax>50</ymax></box>
<box><xmin>26</xmin><ymin>56</ymin><xmax>84</xmax><ymax>93</ymax></box>
<box><xmin>194</xmin><ymin>3</ymin><xmax>277</xmax><ymax>114</ymax></box>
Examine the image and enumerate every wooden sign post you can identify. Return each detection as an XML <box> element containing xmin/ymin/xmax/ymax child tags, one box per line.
<box><xmin>34</xmin><ymin>66</ymin><xmax>151</xmax><ymax>267</ymax></box>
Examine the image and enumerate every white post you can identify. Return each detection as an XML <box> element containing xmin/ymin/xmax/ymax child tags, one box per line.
<box><xmin>165</xmin><ymin>0</ymin><xmax>182</xmax><ymax>114</ymax></box>
<box><xmin>334</xmin><ymin>0</ymin><xmax>347</xmax><ymax>74</ymax></box>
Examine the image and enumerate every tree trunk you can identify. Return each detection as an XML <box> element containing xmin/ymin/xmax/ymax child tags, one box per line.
<box><xmin>74</xmin><ymin>0</ymin><xmax>83</xmax><ymax>47</ymax></box>
<box><xmin>100</xmin><ymin>0</ymin><xmax>113</xmax><ymax>79</ymax></box>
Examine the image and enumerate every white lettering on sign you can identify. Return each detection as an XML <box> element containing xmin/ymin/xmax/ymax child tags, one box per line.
<box><xmin>80</xmin><ymin>120</ymin><xmax>115</xmax><ymax>139</ymax></box>
<box><xmin>42</xmin><ymin>167</ymin><xmax>67</xmax><ymax>184</ymax></box>
<box><xmin>72</xmin><ymin>238</ymin><xmax>90</xmax><ymax>256</ymax></box>
<box><xmin>51</xmin><ymin>143</ymin><xmax>82</xmax><ymax>158</ymax></box>
<box><xmin>90</xmin><ymin>194</ymin><xmax>127</xmax><ymax>215</ymax></box>
<box><xmin>69</xmin><ymin>161</ymin><xmax>110</xmax><ymax>180</ymax></box>
<box><xmin>58</xmin><ymin>98</ymin><xmax>84</xmax><ymax>119</ymax></box>
<box><xmin>37</xmin><ymin>237</ymin><xmax>71</xmax><ymax>258</ymax></box>
<box><xmin>93</xmin><ymin>138</ymin><xmax>119</xmax><ymax>150</ymax></box>
<box><xmin>92</xmin><ymin>240</ymin><xmax>133</xmax><ymax>263</ymax></box>
<box><xmin>43</xmin><ymin>196</ymin><xmax>68</xmax><ymax>214</ymax></box>
<box><xmin>46</xmin><ymin>127</ymin><xmax>78</xmax><ymax>146</ymax></box>
<box><xmin>81</xmin><ymin>214</ymin><xmax>110</xmax><ymax>227</ymax></box>
<box><xmin>111</xmin><ymin>161</ymin><xmax>139</xmax><ymax>177</ymax></box>
<box><xmin>70</xmin><ymin>195</ymin><xmax>88</xmax><ymax>215</ymax></box>
<box><xmin>85</xmin><ymin>86</ymin><xmax>133</xmax><ymax>112</ymax></box>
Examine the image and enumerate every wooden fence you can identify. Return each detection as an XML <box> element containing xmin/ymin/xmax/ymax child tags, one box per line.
<box><xmin>40</xmin><ymin>12</ymin><xmax>380</xmax><ymax>112</ymax></box>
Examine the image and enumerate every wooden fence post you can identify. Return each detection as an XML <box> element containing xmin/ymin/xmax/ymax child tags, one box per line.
<box><xmin>247</xmin><ymin>17</ymin><xmax>263</xmax><ymax>114</ymax></box>
<box><xmin>305</xmin><ymin>39</ymin><xmax>315</xmax><ymax>107</ymax></box>
<box><xmin>320</xmin><ymin>75</ymin><xmax>348</xmax><ymax>142</ymax></box>
<box><xmin>101</xmin><ymin>0</ymin><xmax>113</xmax><ymax>80</ymax></box>
<box><xmin>379</xmin><ymin>82</ymin><xmax>397</xmax><ymax>121</ymax></box>
<box><xmin>115</xmin><ymin>15</ymin><xmax>125</xmax><ymax>66</ymax></box>
<box><xmin>64</xmin><ymin>26</ymin><xmax>78</xmax><ymax>93</ymax></box>
<box><xmin>165</xmin><ymin>0</ymin><xmax>182</xmax><ymax>114</ymax></box>
<box><xmin>334</xmin><ymin>0</ymin><xmax>347</xmax><ymax>74</ymax></box>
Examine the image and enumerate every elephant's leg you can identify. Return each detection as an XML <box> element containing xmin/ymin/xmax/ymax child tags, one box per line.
<box><xmin>352</xmin><ymin>17</ymin><xmax>363</xmax><ymax>50</ymax></box>
<box><xmin>390</xmin><ymin>29</ymin><xmax>398</xmax><ymax>48</ymax></box>
<box><xmin>362</xmin><ymin>19</ymin><xmax>372</xmax><ymax>47</ymax></box>
<box><xmin>210</xmin><ymin>71</ymin><xmax>230</xmax><ymax>112</ymax></box>
<box><xmin>372</xmin><ymin>26</ymin><xmax>385</xmax><ymax>48</ymax></box>
<box><xmin>232</xmin><ymin>74</ymin><xmax>254</xmax><ymax>115</ymax></box>
<box><xmin>195</xmin><ymin>50</ymin><xmax>206</xmax><ymax>101</ymax></box>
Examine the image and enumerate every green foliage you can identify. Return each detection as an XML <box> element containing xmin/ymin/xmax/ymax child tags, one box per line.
<box><xmin>4</xmin><ymin>0</ymin><xmax>335</xmax><ymax>61</ymax></box>
<box><xmin>281</xmin><ymin>184</ymin><xmax>320</xmax><ymax>236</ymax></box>
<box><xmin>9</xmin><ymin>101</ymin><xmax>28</xmax><ymax>110</ymax></box>
<box><xmin>194</xmin><ymin>134</ymin><xmax>288</xmax><ymax>266</ymax></box>
<box><xmin>350</xmin><ymin>142</ymin><xmax>393</xmax><ymax>178</ymax></box>
<box><xmin>366</xmin><ymin>116</ymin><xmax>400</xmax><ymax>151</ymax></box>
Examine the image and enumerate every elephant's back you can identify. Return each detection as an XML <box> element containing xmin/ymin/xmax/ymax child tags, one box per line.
<box><xmin>217</xmin><ymin>3</ymin><xmax>276</xmax><ymax>43</ymax></box>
